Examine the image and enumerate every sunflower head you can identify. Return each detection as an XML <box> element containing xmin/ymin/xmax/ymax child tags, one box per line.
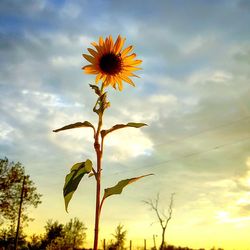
<box><xmin>82</xmin><ymin>35</ymin><xmax>142</xmax><ymax>91</ymax></box>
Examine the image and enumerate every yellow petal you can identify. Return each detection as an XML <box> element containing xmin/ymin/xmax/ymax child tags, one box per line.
<box><xmin>91</xmin><ymin>42</ymin><xmax>98</xmax><ymax>47</ymax></box>
<box><xmin>82</xmin><ymin>54</ymin><xmax>96</xmax><ymax>64</ymax></box>
<box><xmin>82</xmin><ymin>65</ymin><xmax>94</xmax><ymax>70</ymax></box>
<box><xmin>83</xmin><ymin>70</ymin><xmax>98</xmax><ymax>75</ymax></box>
<box><xmin>104</xmin><ymin>75</ymin><xmax>111</xmax><ymax>86</ymax></box>
<box><xmin>131</xmin><ymin>73</ymin><xmax>140</xmax><ymax>78</ymax></box>
<box><xmin>117</xmin><ymin>37</ymin><xmax>126</xmax><ymax>53</ymax></box>
<box><xmin>91</xmin><ymin>41</ymin><xmax>104</xmax><ymax>54</ymax></box>
<box><xmin>113</xmin><ymin>35</ymin><xmax>121</xmax><ymax>52</ymax></box>
<box><xmin>103</xmin><ymin>81</ymin><xmax>109</xmax><ymax>87</ymax></box>
<box><xmin>109</xmin><ymin>35</ymin><xmax>114</xmax><ymax>49</ymax></box>
<box><xmin>103</xmin><ymin>37</ymin><xmax>110</xmax><ymax>53</ymax></box>
<box><xmin>123</xmin><ymin>66</ymin><xmax>142</xmax><ymax>71</ymax></box>
<box><xmin>95</xmin><ymin>73</ymin><xmax>102</xmax><ymax>84</ymax></box>
<box><xmin>113</xmin><ymin>35</ymin><xmax>125</xmax><ymax>53</ymax></box>
<box><xmin>122</xmin><ymin>71</ymin><xmax>139</xmax><ymax>78</ymax></box>
<box><xmin>111</xmin><ymin>82</ymin><xmax>117</xmax><ymax>89</ymax></box>
<box><xmin>123</xmin><ymin>53</ymin><xmax>136</xmax><ymax>61</ymax></box>
<box><xmin>84</xmin><ymin>69</ymin><xmax>99</xmax><ymax>74</ymax></box>
<box><xmin>105</xmin><ymin>37</ymin><xmax>109</xmax><ymax>47</ymax></box>
<box><xmin>129</xmin><ymin>59</ymin><xmax>142</xmax><ymax>66</ymax></box>
<box><xmin>110</xmin><ymin>77</ymin><xmax>117</xmax><ymax>89</ymax></box>
<box><xmin>109</xmin><ymin>75</ymin><xmax>115</xmax><ymax>85</ymax></box>
<box><xmin>117</xmin><ymin>78</ymin><xmax>123</xmax><ymax>91</ymax></box>
<box><xmin>121</xmin><ymin>45</ymin><xmax>133</xmax><ymax>57</ymax></box>
<box><xmin>101</xmin><ymin>74</ymin><xmax>107</xmax><ymax>83</ymax></box>
<box><xmin>106</xmin><ymin>35</ymin><xmax>113</xmax><ymax>53</ymax></box>
<box><xmin>82</xmin><ymin>65</ymin><xmax>98</xmax><ymax>72</ymax></box>
<box><xmin>119</xmin><ymin>74</ymin><xmax>135</xmax><ymax>86</ymax></box>
<box><xmin>87</xmin><ymin>48</ymin><xmax>98</xmax><ymax>57</ymax></box>
<box><xmin>99</xmin><ymin>36</ymin><xmax>104</xmax><ymax>46</ymax></box>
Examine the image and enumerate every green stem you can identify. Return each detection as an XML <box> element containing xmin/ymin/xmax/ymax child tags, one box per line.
<box><xmin>93</xmin><ymin>83</ymin><xmax>105</xmax><ymax>250</ymax></box>
<box><xmin>93</xmin><ymin>143</ymin><xmax>101</xmax><ymax>250</ymax></box>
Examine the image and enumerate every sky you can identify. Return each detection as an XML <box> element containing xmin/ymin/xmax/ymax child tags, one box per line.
<box><xmin>0</xmin><ymin>0</ymin><xmax>250</xmax><ymax>249</ymax></box>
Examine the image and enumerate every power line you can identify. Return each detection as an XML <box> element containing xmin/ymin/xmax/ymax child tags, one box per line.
<box><xmin>105</xmin><ymin>134</ymin><xmax>250</xmax><ymax>177</ymax></box>
<box><xmin>102</xmin><ymin>115</ymin><xmax>250</xmax><ymax>176</ymax></box>
<box><xmin>151</xmin><ymin>115</ymin><xmax>250</xmax><ymax>149</ymax></box>
<box><xmin>102</xmin><ymin>115</ymin><xmax>250</xmax><ymax>175</ymax></box>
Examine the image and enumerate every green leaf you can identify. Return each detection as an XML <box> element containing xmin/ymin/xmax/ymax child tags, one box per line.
<box><xmin>93</xmin><ymin>92</ymin><xmax>110</xmax><ymax>115</ymax></box>
<box><xmin>53</xmin><ymin>121</ymin><xmax>94</xmax><ymax>133</ymax></box>
<box><xmin>63</xmin><ymin>159</ymin><xmax>92</xmax><ymax>212</ymax></box>
<box><xmin>88</xmin><ymin>172</ymin><xmax>95</xmax><ymax>178</ymax></box>
<box><xmin>101</xmin><ymin>122</ymin><xmax>147</xmax><ymax>137</ymax></box>
<box><xmin>103</xmin><ymin>174</ymin><xmax>153</xmax><ymax>200</ymax></box>
<box><xmin>126</xmin><ymin>122</ymin><xmax>148</xmax><ymax>128</ymax></box>
<box><xmin>89</xmin><ymin>84</ymin><xmax>101</xmax><ymax>96</ymax></box>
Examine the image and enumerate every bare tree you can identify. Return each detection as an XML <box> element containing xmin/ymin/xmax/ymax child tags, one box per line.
<box><xmin>143</xmin><ymin>193</ymin><xmax>175</xmax><ymax>250</ymax></box>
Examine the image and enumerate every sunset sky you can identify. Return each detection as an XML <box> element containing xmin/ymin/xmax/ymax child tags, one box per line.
<box><xmin>1</xmin><ymin>0</ymin><xmax>250</xmax><ymax>249</ymax></box>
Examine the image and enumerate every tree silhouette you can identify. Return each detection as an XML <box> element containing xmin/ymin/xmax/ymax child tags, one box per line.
<box><xmin>41</xmin><ymin>220</ymin><xmax>64</xmax><ymax>248</ymax></box>
<box><xmin>40</xmin><ymin>218</ymin><xmax>87</xmax><ymax>250</ymax></box>
<box><xmin>144</xmin><ymin>193</ymin><xmax>175</xmax><ymax>250</ymax></box>
<box><xmin>108</xmin><ymin>224</ymin><xmax>127</xmax><ymax>250</ymax></box>
<box><xmin>64</xmin><ymin>217</ymin><xmax>87</xmax><ymax>249</ymax></box>
<box><xmin>27</xmin><ymin>234</ymin><xmax>43</xmax><ymax>250</ymax></box>
<box><xmin>0</xmin><ymin>157</ymin><xmax>42</xmax><ymax>249</ymax></box>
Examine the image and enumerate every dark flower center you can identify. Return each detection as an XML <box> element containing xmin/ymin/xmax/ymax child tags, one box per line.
<box><xmin>99</xmin><ymin>53</ymin><xmax>122</xmax><ymax>75</ymax></box>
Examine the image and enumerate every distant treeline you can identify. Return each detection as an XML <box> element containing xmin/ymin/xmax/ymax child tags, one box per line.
<box><xmin>161</xmin><ymin>246</ymin><xmax>224</xmax><ymax>250</ymax></box>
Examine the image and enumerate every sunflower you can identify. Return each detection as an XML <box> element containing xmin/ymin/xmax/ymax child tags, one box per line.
<box><xmin>82</xmin><ymin>35</ymin><xmax>142</xmax><ymax>91</ymax></box>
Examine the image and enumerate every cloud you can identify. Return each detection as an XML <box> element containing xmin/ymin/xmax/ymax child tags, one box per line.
<box><xmin>187</xmin><ymin>69</ymin><xmax>232</xmax><ymax>85</ymax></box>
<box><xmin>234</xmin><ymin>157</ymin><xmax>250</xmax><ymax>192</ymax></box>
<box><xmin>50</xmin><ymin>55</ymin><xmax>81</xmax><ymax>68</ymax></box>
<box><xmin>202</xmin><ymin>157</ymin><xmax>250</xmax><ymax>224</ymax></box>
<box><xmin>60</xmin><ymin>2</ymin><xmax>81</xmax><ymax>19</ymax></box>
<box><xmin>104</xmin><ymin>128</ymin><xmax>154</xmax><ymax>162</ymax></box>
<box><xmin>149</xmin><ymin>94</ymin><xmax>178</xmax><ymax>105</ymax></box>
